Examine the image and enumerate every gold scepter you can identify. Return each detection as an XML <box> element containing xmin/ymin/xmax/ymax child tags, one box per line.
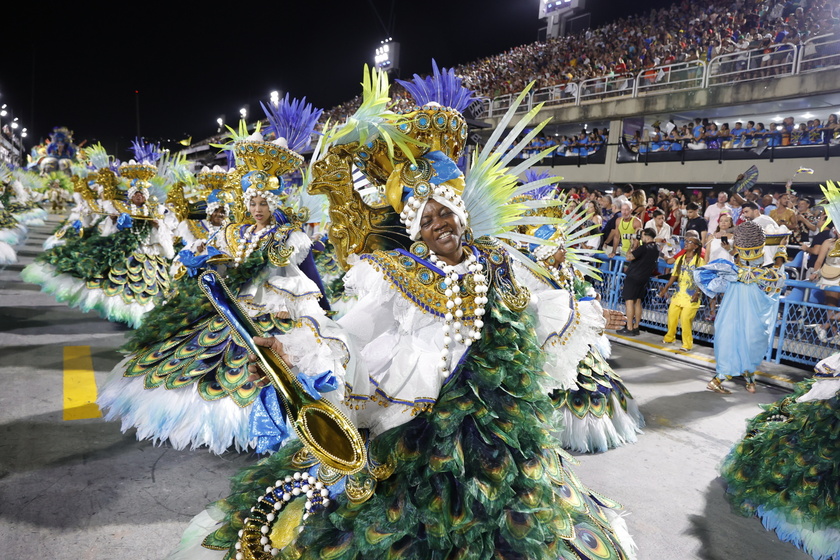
<box><xmin>198</xmin><ymin>270</ymin><xmax>366</xmax><ymax>475</ymax></box>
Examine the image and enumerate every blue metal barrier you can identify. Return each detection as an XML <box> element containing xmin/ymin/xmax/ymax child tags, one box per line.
<box><xmin>593</xmin><ymin>257</ymin><xmax>836</xmax><ymax>367</ymax></box>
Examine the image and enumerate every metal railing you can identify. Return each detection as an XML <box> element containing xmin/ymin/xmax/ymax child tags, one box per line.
<box><xmin>481</xmin><ymin>33</ymin><xmax>840</xmax><ymax>118</ymax></box>
<box><xmin>593</xmin><ymin>254</ymin><xmax>840</xmax><ymax>368</ymax></box>
<box><xmin>707</xmin><ymin>42</ymin><xmax>796</xmax><ymax>86</ymax></box>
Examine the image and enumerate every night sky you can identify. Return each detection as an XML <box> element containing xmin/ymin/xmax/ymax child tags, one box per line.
<box><xmin>3</xmin><ymin>0</ymin><xmax>671</xmax><ymax>160</ymax></box>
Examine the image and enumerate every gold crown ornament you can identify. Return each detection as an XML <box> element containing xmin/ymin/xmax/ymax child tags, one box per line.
<box><xmin>234</xmin><ymin>139</ymin><xmax>304</xmax><ymax>179</ymax></box>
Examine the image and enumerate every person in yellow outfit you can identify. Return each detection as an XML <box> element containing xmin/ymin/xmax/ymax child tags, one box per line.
<box><xmin>658</xmin><ymin>236</ymin><xmax>705</xmax><ymax>351</ymax></box>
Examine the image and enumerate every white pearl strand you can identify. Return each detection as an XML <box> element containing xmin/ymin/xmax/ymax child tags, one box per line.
<box><xmin>129</xmin><ymin>203</ymin><xmax>149</xmax><ymax>217</ymax></box>
<box><xmin>545</xmin><ymin>261</ymin><xmax>574</xmax><ymax>293</ymax></box>
<box><xmin>234</xmin><ymin>471</ymin><xmax>329</xmax><ymax>559</ymax></box>
<box><xmin>428</xmin><ymin>250</ymin><xmax>488</xmax><ymax>378</ymax></box>
<box><xmin>233</xmin><ymin>224</ymin><xmax>274</xmax><ymax>266</ymax></box>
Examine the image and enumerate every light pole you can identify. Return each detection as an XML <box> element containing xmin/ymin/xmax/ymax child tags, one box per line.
<box><xmin>10</xmin><ymin>119</ymin><xmax>20</xmax><ymax>166</ymax></box>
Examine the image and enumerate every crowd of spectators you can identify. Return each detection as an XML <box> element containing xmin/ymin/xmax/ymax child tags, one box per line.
<box><xmin>566</xmin><ymin>182</ymin><xmax>836</xmax><ymax>341</ymax></box>
<box><xmin>321</xmin><ymin>0</ymin><xmax>838</xmax><ymax>125</ymax></box>
<box><xmin>628</xmin><ymin>112</ymin><xmax>840</xmax><ymax>153</ymax></box>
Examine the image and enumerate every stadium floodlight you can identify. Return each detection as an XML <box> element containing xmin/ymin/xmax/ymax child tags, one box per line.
<box><xmin>374</xmin><ymin>39</ymin><xmax>400</xmax><ymax>73</ymax></box>
<box><xmin>270</xmin><ymin>90</ymin><xmax>280</xmax><ymax>106</ymax></box>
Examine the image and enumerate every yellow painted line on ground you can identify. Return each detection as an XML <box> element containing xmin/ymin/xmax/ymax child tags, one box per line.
<box><xmin>610</xmin><ymin>333</ymin><xmax>716</xmax><ymax>363</ymax></box>
<box><xmin>63</xmin><ymin>345</ymin><xmax>102</xmax><ymax>421</ymax></box>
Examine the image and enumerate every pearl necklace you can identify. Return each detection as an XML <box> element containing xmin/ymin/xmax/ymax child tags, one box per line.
<box><xmin>428</xmin><ymin>248</ymin><xmax>488</xmax><ymax>378</ymax></box>
<box><xmin>545</xmin><ymin>261</ymin><xmax>574</xmax><ymax>293</ymax></box>
<box><xmin>130</xmin><ymin>203</ymin><xmax>150</xmax><ymax>217</ymax></box>
<box><xmin>233</xmin><ymin>224</ymin><xmax>274</xmax><ymax>266</ymax></box>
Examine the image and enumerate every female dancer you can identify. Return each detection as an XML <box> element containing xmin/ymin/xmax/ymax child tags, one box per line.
<box><xmin>168</xmin><ymin>65</ymin><xmax>637</xmax><ymax>560</ymax></box>
<box><xmin>97</xmin><ymin>97</ymin><xmax>337</xmax><ymax>455</ymax></box>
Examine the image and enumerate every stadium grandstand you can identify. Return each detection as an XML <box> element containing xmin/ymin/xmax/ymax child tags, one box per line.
<box><xmin>178</xmin><ymin>0</ymin><xmax>838</xmax><ymax>197</ymax></box>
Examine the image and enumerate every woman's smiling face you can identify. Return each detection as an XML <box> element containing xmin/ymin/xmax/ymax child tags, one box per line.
<box><xmin>419</xmin><ymin>199</ymin><xmax>465</xmax><ymax>266</ymax></box>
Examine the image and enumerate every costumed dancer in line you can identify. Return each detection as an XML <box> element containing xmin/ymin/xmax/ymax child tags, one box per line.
<box><xmin>720</xmin><ymin>351</ymin><xmax>840</xmax><ymax>560</ymax></box>
<box><xmin>97</xmin><ymin>95</ymin><xmax>341</xmax><ymax>455</ymax></box>
<box><xmin>42</xmin><ymin>151</ymin><xmax>110</xmax><ymax>250</ymax></box>
<box><xmin>21</xmin><ymin>142</ymin><xmax>175</xmax><ymax>328</ymax></box>
<box><xmin>694</xmin><ymin>221</ymin><xmax>784</xmax><ymax>394</ymax></box>
<box><xmin>513</xmin><ymin>191</ymin><xmax>645</xmax><ymax>453</ymax></box>
<box><xmin>170</xmin><ymin>187</ymin><xmax>233</xmax><ymax>278</ymax></box>
<box><xmin>169</xmin><ymin>64</ymin><xmax>637</xmax><ymax>560</ymax></box>
<box><xmin>0</xmin><ymin>165</ymin><xmax>24</xmax><ymax>265</ymax></box>
<box><xmin>5</xmin><ymin>167</ymin><xmax>48</xmax><ymax>226</ymax></box>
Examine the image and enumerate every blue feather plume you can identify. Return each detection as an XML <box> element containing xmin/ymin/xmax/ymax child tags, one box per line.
<box><xmin>523</xmin><ymin>170</ymin><xmax>559</xmax><ymax>199</ymax></box>
<box><xmin>395</xmin><ymin>59</ymin><xmax>477</xmax><ymax>113</ymax></box>
<box><xmin>260</xmin><ymin>94</ymin><xmax>323</xmax><ymax>154</ymax></box>
<box><xmin>130</xmin><ymin>138</ymin><xmax>162</xmax><ymax>164</ymax></box>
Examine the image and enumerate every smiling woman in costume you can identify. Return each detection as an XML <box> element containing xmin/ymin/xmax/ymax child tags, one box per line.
<box><xmin>168</xmin><ymin>64</ymin><xmax>637</xmax><ymax>560</ymax></box>
<box><xmin>96</xmin><ymin>97</ymin><xmax>342</xmax><ymax>455</ymax></box>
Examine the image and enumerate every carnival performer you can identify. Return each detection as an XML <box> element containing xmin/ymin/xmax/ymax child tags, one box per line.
<box><xmin>169</xmin><ymin>188</ymin><xmax>233</xmax><ymax>278</ymax></box>
<box><xmin>695</xmin><ymin>221</ymin><xmax>784</xmax><ymax>394</ymax></box>
<box><xmin>96</xmin><ymin>96</ymin><xmax>339</xmax><ymax>455</ymax></box>
<box><xmin>512</xmin><ymin>190</ymin><xmax>644</xmax><ymax>453</ymax></box>
<box><xmin>21</xmin><ymin>144</ymin><xmax>175</xmax><ymax>328</ymax></box>
<box><xmin>4</xmin><ymin>167</ymin><xmax>48</xmax><ymax>226</ymax></box>
<box><xmin>168</xmin><ymin>64</ymin><xmax>637</xmax><ymax>560</ymax></box>
<box><xmin>720</xmin><ymin>351</ymin><xmax>840</xmax><ymax>560</ymax></box>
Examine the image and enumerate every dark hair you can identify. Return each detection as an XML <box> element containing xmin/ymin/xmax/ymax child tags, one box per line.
<box><xmin>652</xmin><ymin>209</ymin><xmax>665</xmax><ymax>218</ymax></box>
<box><xmin>742</xmin><ymin>202</ymin><xmax>759</xmax><ymax>211</ymax></box>
<box><xmin>802</xmin><ymin>197</ymin><xmax>814</xmax><ymax>207</ymax></box>
<box><xmin>642</xmin><ymin>227</ymin><xmax>657</xmax><ymax>239</ymax></box>
<box><xmin>686</xmin><ymin>202</ymin><xmax>699</xmax><ymax>211</ymax></box>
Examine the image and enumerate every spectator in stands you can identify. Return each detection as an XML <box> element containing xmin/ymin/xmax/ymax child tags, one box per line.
<box><xmin>685</xmin><ymin>202</ymin><xmax>709</xmax><ymax>243</ymax></box>
<box><xmin>659</xmin><ymin>235</ymin><xmax>705</xmax><ymax>351</ymax></box>
<box><xmin>794</xmin><ymin>196</ymin><xmax>819</xmax><ymax>243</ymax></box>
<box><xmin>612</xmin><ymin>185</ymin><xmax>629</xmax><ymax>207</ymax></box>
<box><xmin>741</xmin><ymin>201</ymin><xmax>779</xmax><ymax>229</ymax></box>
<box><xmin>730</xmin><ymin>121</ymin><xmax>746</xmax><ymax>147</ymax></box>
<box><xmin>618</xmin><ymin>227</ymin><xmax>660</xmax><ymax>337</ymax></box>
<box><xmin>646</xmin><ymin>209</ymin><xmax>675</xmax><ymax>259</ymax></box>
<box><xmin>667</xmin><ymin>197</ymin><xmax>684</xmax><ymax>236</ymax></box>
<box><xmin>666</xmin><ymin>229</ymin><xmax>707</xmax><ymax>265</ymax></box>
<box><xmin>704</xmin><ymin>191</ymin><xmax>732</xmax><ymax>233</ymax></box>
<box><xmin>770</xmin><ymin>192</ymin><xmax>796</xmax><ymax>230</ymax></box>
<box><xmin>808</xmin><ymin>228</ymin><xmax>840</xmax><ymax>342</ymax></box>
<box><xmin>608</xmin><ymin>202</ymin><xmax>642</xmax><ymax>257</ymax></box>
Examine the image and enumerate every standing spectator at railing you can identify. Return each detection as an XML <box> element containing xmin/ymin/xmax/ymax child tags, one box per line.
<box><xmin>824</xmin><ymin>113</ymin><xmax>839</xmax><ymax>144</ymax></box>
<box><xmin>685</xmin><ymin>202</ymin><xmax>709</xmax><ymax>244</ymax></box>
<box><xmin>608</xmin><ymin>202</ymin><xmax>642</xmax><ymax>257</ymax></box>
<box><xmin>794</xmin><ymin>196</ymin><xmax>819</xmax><ymax>243</ymax></box>
<box><xmin>742</xmin><ymin>121</ymin><xmax>758</xmax><ymax>148</ymax></box>
<box><xmin>687</xmin><ymin>118</ymin><xmax>707</xmax><ymax>150</ymax></box>
<box><xmin>730</xmin><ymin>121</ymin><xmax>746</xmax><ymax>147</ymax></box>
<box><xmin>600</xmin><ymin>199</ymin><xmax>622</xmax><ymax>252</ymax></box>
<box><xmin>704</xmin><ymin>191</ymin><xmax>732</xmax><ymax>233</ymax></box>
<box><xmin>667</xmin><ymin>197</ymin><xmax>684</xmax><ymax>236</ymax></box>
<box><xmin>646</xmin><ymin>209</ymin><xmax>676</xmax><ymax>259</ymax></box>
<box><xmin>766</xmin><ymin>122</ymin><xmax>784</xmax><ymax>146</ymax></box>
<box><xmin>659</xmin><ymin>236</ymin><xmax>705</xmax><ymax>351</ymax></box>
<box><xmin>791</xmin><ymin>122</ymin><xmax>808</xmax><ymax>145</ymax></box>
<box><xmin>618</xmin><ymin>227</ymin><xmax>660</xmax><ymax>337</ymax></box>
<box><xmin>808</xmin><ymin>227</ymin><xmax>840</xmax><ymax>342</ymax></box>
<box><xmin>808</xmin><ymin>118</ymin><xmax>824</xmax><ymax>144</ymax></box>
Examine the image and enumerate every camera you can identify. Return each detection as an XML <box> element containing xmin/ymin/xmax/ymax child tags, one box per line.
<box><xmin>636</xmin><ymin>231</ymin><xmax>643</xmax><ymax>240</ymax></box>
